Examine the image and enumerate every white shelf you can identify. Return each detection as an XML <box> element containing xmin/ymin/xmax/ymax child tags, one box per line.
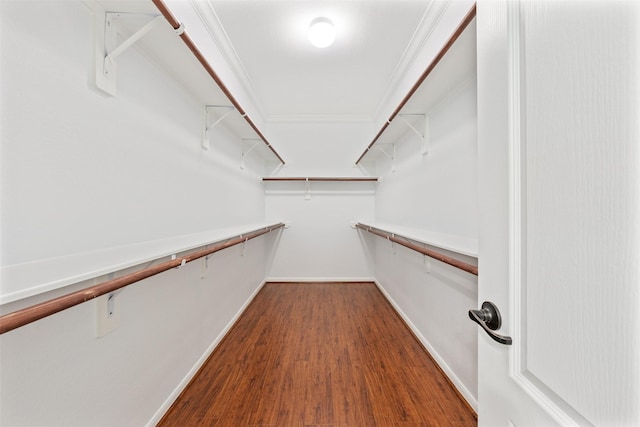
<box><xmin>0</xmin><ymin>222</ymin><xmax>283</xmax><ymax>305</ymax></box>
<box><xmin>357</xmin><ymin>221</ymin><xmax>478</xmax><ymax>258</ymax></box>
<box><xmin>359</xmin><ymin>14</ymin><xmax>476</xmax><ymax>164</ymax></box>
<box><xmin>89</xmin><ymin>0</ymin><xmax>283</xmax><ymax>165</ymax></box>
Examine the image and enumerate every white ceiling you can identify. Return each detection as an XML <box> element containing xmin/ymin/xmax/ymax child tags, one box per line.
<box><xmin>94</xmin><ymin>0</ymin><xmax>474</xmax><ymax>164</ymax></box>
<box><xmin>197</xmin><ymin>1</ymin><xmax>434</xmax><ymax>121</ymax></box>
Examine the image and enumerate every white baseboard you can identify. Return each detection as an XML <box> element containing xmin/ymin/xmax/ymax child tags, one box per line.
<box><xmin>373</xmin><ymin>279</ymin><xmax>478</xmax><ymax>412</ymax></box>
<box><xmin>146</xmin><ymin>279</ymin><xmax>268</xmax><ymax>426</ymax></box>
<box><xmin>265</xmin><ymin>276</ymin><xmax>376</xmax><ymax>283</ymax></box>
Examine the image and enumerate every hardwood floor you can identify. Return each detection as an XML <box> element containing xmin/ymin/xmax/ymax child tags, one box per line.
<box><xmin>159</xmin><ymin>282</ymin><xmax>477</xmax><ymax>427</ymax></box>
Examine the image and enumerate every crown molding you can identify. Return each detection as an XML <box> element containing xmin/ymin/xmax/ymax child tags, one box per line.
<box><xmin>185</xmin><ymin>0</ymin><xmax>452</xmax><ymax>127</ymax></box>
<box><xmin>371</xmin><ymin>0</ymin><xmax>451</xmax><ymax>123</ymax></box>
<box><xmin>267</xmin><ymin>114</ymin><xmax>374</xmax><ymax>124</ymax></box>
<box><xmin>189</xmin><ymin>0</ymin><xmax>269</xmax><ymax>122</ymax></box>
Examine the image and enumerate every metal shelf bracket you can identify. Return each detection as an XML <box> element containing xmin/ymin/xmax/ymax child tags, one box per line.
<box><xmin>241</xmin><ymin>138</ymin><xmax>261</xmax><ymax>169</ymax></box>
<box><xmin>376</xmin><ymin>143</ymin><xmax>397</xmax><ymax>172</ymax></box>
<box><xmin>202</xmin><ymin>105</ymin><xmax>235</xmax><ymax>150</ymax></box>
<box><xmin>305</xmin><ymin>178</ymin><xmax>312</xmax><ymax>201</ymax></box>
<box><xmin>397</xmin><ymin>114</ymin><xmax>430</xmax><ymax>155</ymax></box>
<box><xmin>95</xmin><ymin>12</ymin><xmax>163</xmax><ymax>96</ymax></box>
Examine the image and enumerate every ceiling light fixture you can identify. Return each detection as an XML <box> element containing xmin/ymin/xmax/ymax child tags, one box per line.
<box><xmin>308</xmin><ymin>17</ymin><xmax>335</xmax><ymax>48</ymax></box>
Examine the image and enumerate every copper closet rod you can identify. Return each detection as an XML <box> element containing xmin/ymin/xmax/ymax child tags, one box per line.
<box><xmin>356</xmin><ymin>223</ymin><xmax>478</xmax><ymax>276</ymax></box>
<box><xmin>150</xmin><ymin>0</ymin><xmax>285</xmax><ymax>165</ymax></box>
<box><xmin>355</xmin><ymin>4</ymin><xmax>476</xmax><ymax>164</ymax></box>
<box><xmin>0</xmin><ymin>223</ymin><xmax>285</xmax><ymax>335</ymax></box>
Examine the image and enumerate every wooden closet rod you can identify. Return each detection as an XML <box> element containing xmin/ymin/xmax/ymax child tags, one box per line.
<box><xmin>150</xmin><ymin>0</ymin><xmax>285</xmax><ymax>165</ymax></box>
<box><xmin>356</xmin><ymin>223</ymin><xmax>478</xmax><ymax>276</ymax></box>
<box><xmin>355</xmin><ymin>4</ymin><xmax>476</xmax><ymax>165</ymax></box>
<box><xmin>0</xmin><ymin>223</ymin><xmax>285</xmax><ymax>335</ymax></box>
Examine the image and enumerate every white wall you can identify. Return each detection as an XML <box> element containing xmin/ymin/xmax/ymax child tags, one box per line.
<box><xmin>371</xmin><ymin>77</ymin><xmax>479</xmax><ymax>408</ymax></box>
<box><xmin>0</xmin><ymin>1</ymin><xmax>266</xmax><ymax>266</ymax></box>
<box><xmin>375</xmin><ymin>79</ymin><xmax>478</xmax><ymax>237</ymax></box>
<box><xmin>265</xmin><ymin>120</ymin><xmax>375</xmax><ymax>280</ymax></box>
<box><xmin>0</xmin><ymin>1</ymin><xmax>272</xmax><ymax>424</ymax></box>
<box><xmin>0</xmin><ymin>240</ymin><xmax>272</xmax><ymax>426</ymax></box>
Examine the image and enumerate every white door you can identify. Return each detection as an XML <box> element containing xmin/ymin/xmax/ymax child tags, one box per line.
<box><xmin>476</xmin><ymin>1</ymin><xmax>639</xmax><ymax>426</ymax></box>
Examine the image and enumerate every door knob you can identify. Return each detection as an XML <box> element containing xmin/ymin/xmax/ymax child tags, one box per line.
<box><xmin>469</xmin><ymin>301</ymin><xmax>513</xmax><ymax>345</ymax></box>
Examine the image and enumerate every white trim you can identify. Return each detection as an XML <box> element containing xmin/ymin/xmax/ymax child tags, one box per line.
<box><xmin>506</xmin><ymin>3</ymin><xmax>581</xmax><ymax>425</ymax></box>
<box><xmin>508</xmin><ymin>0</ymin><xmax>525</xmax><ymax>381</ymax></box>
<box><xmin>188</xmin><ymin>0</ymin><xmax>269</xmax><ymax>121</ymax></box>
<box><xmin>373</xmin><ymin>279</ymin><xmax>478</xmax><ymax>412</ymax></box>
<box><xmin>266</xmin><ymin>114</ymin><xmax>374</xmax><ymax>124</ymax></box>
<box><xmin>372</xmin><ymin>0</ymin><xmax>450</xmax><ymax>123</ymax></box>
<box><xmin>265</xmin><ymin>277</ymin><xmax>376</xmax><ymax>283</ymax></box>
<box><xmin>146</xmin><ymin>279</ymin><xmax>269</xmax><ymax>426</ymax></box>
<box><xmin>264</xmin><ymin>190</ymin><xmax>376</xmax><ymax>197</ymax></box>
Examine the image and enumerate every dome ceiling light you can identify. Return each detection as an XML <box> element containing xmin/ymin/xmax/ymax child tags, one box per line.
<box><xmin>308</xmin><ymin>17</ymin><xmax>335</xmax><ymax>48</ymax></box>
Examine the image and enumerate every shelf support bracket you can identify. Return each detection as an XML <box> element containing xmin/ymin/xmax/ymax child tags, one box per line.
<box><xmin>376</xmin><ymin>143</ymin><xmax>397</xmax><ymax>172</ymax></box>
<box><xmin>202</xmin><ymin>105</ymin><xmax>235</xmax><ymax>150</ymax></box>
<box><xmin>241</xmin><ymin>138</ymin><xmax>261</xmax><ymax>170</ymax></box>
<box><xmin>397</xmin><ymin>114</ymin><xmax>429</xmax><ymax>155</ymax></box>
<box><xmin>95</xmin><ymin>12</ymin><xmax>163</xmax><ymax>96</ymax></box>
<box><xmin>305</xmin><ymin>178</ymin><xmax>312</xmax><ymax>201</ymax></box>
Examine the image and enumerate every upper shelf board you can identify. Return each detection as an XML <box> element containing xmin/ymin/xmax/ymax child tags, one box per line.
<box><xmin>359</xmin><ymin>16</ymin><xmax>477</xmax><ymax>163</ymax></box>
<box><xmin>91</xmin><ymin>0</ymin><xmax>282</xmax><ymax>163</ymax></box>
<box><xmin>0</xmin><ymin>222</ymin><xmax>283</xmax><ymax>306</ymax></box>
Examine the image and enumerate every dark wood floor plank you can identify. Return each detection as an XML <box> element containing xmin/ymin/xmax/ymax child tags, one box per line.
<box><xmin>159</xmin><ymin>282</ymin><xmax>476</xmax><ymax>427</ymax></box>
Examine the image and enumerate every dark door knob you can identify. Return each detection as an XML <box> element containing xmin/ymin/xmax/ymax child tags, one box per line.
<box><xmin>469</xmin><ymin>301</ymin><xmax>513</xmax><ymax>345</ymax></box>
